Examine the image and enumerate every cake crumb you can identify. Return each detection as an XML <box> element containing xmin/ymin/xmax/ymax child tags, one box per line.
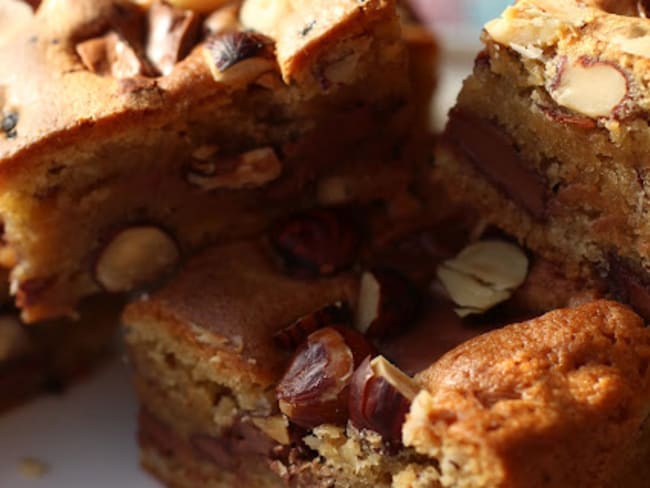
<box><xmin>18</xmin><ymin>457</ymin><xmax>49</xmax><ymax>479</ymax></box>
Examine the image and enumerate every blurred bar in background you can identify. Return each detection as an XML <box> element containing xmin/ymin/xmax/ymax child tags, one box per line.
<box><xmin>410</xmin><ymin>0</ymin><xmax>512</xmax><ymax>29</ymax></box>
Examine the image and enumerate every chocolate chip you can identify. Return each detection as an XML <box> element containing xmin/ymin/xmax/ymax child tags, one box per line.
<box><xmin>205</xmin><ymin>31</ymin><xmax>270</xmax><ymax>73</ymax></box>
<box><xmin>2</xmin><ymin>112</ymin><xmax>18</xmax><ymax>139</ymax></box>
<box><xmin>445</xmin><ymin>109</ymin><xmax>547</xmax><ymax>220</ymax></box>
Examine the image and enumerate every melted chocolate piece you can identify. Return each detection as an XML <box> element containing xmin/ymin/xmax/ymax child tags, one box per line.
<box><xmin>191</xmin><ymin>418</ymin><xmax>277</xmax><ymax>469</ymax></box>
<box><xmin>445</xmin><ymin>109</ymin><xmax>547</xmax><ymax>220</ymax></box>
<box><xmin>607</xmin><ymin>257</ymin><xmax>650</xmax><ymax>321</ymax></box>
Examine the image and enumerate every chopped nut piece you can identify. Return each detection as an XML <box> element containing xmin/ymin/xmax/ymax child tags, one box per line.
<box><xmin>355</xmin><ymin>269</ymin><xmax>419</xmax><ymax>339</ymax></box>
<box><xmin>94</xmin><ymin>225</ymin><xmax>180</xmax><ymax>292</ymax></box>
<box><xmin>146</xmin><ymin>1</ymin><xmax>200</xmax><ymax>76</ymax></box>
<box><xmin>436</xmin><ymin>240</ymin><xmax>528</xmax><ymax>316</ymax></box>
<box><xmin>76</xmin><ymin>32</ymin><xmax>151</xmax><ymax>79</ymax></box>
<box><xmin>349</xmin><ymin>356</ymin><xmax>419</xmax><ymax>444</ymax></box>
<box><xmin>251</xmin><ymin>415</ymin><xmax>291</xmax><ymax>445</ymax></box>
<box><xmin>551</xmin><ymin>58</ymin><xmax>628</xmax><ymax>118</ymax></box>
<box><xmin>186</xmin><ymin>147</ymin><xmax>282</xmax><ymax>190</ymax></box>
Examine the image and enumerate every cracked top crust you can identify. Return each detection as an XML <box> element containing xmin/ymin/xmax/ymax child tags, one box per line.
<box><xmin>0</xmin><ymin>0</ymin><xmax>402</xmax><ymax>169</ymax></box>
<box><xmin>481</xmin><ymin>0</ymin><xmax>650</xmax><ymax>122</ymax></box>
<box><xmin>404</xmin><ymin>300</ymin><xmax>650</xmax><ymax>488</ymax></box>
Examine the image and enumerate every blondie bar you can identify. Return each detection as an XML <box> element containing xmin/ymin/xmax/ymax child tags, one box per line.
<box><xmin>435</xmin><ymin>0</ymin><xmax>650</xmax><ymax>320</ymax></box>
<box><xmin>122</xmin><ymin>207</ymin><xmax>644</xmax><ymax>487</ymax></box>
<box><xmin>0</xmin><ymin>0</ymin><xmax>434</xmax><ymax>322</ymax></box>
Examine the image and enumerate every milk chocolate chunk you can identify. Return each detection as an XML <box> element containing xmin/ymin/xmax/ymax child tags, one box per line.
<box><xmin>445</xmin><ymin>109</ymin><xmax>547</xmax><ymax>219</ymax></box>
<box><xmin>146</xmin><ymin>1</ymin><xmax>200</xmax><ymax>76</ymax></box>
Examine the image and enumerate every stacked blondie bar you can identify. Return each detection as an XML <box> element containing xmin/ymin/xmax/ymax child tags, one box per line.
<box><xmin>4</xmin><ymin>0</ymin><xmax>650</xmax><ymax>487</ymax></box>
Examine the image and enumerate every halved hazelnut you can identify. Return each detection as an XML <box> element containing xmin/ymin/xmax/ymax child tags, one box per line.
<box><xmin>276</xmin><ymin>326</ymin><xmax>373</xmax><ymax>428</ymax></box>
<box><xmin>94</xmin><ymin>225</ymin><xmax>180</xmax><ymax>292</ymax></box>
<box><xmin>270</xmin><ymin>209</ymin><xmax>360</xmax><ymax>278</ymax></box>
<box><xmin>551</xmin><ymin>58</ymin><xmax>628</xmax><ymax>118</ymax></box>
<box><xmin>186</xmin><ymin>147</ymin><xmax>282</xmax><ymax>190</ymax></box>
<box><xmin>348</xmin><ymin>356</ymin><xmax>420</xmax><ymax>444</ymax></box>
<box><xmin>355</xmin><ymin>269</ymin><xmax>419</xmax><ymax>339</ymax></box>
<box><xmin>205</xmin><ymin>31</ymin><xmax>271</xmax><ymax>72</ymax></box>
<box><xmin>436</xmin><ymin>240</ymin><xmax>528</xmax><ymax>317</ymax></box>
<box><xmin>273</xmin><ymin>302</ymin><xmax>351</xmax><ymax>351</ymax></box>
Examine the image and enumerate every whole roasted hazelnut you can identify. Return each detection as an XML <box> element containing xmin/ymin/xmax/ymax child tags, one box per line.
<box><xmin>348</xmin><ymin>355</ymin><xmax>419</xmax><ymax>444</ymax></box>
<box><xmin>273</xmin><ymin>302</ymin><xmax>351</xmax><ymax>351</ymax></box>
<box><xmin>94</xmin><ymin>225</ymin><xmax>180</xmax><ymax>293</ymax></box>
<box><xmin>270</xmin><ymin>209</ymin><xmax>361</xmax><ymax>278</ymax></box>
<box><xmin>276</xmin><ymin>326</ymin><xmax>374</xmax><ymax>429</ymax></box>
<box><xmin>355</xmin><ymin>269</ymin><xmax>419</xmax><ymax>339</ymax></box>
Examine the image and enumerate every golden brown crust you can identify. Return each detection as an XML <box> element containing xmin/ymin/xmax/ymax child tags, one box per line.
<box><xmin>405</xmin><ymin>300</ymin><xmax>650</xmax><ymax>488</ymax></box>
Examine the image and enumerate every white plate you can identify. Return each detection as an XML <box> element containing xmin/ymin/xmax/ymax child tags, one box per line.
<box><xmin>0</xmin><ymin>357</ymin><xmax>158</xmax><ymax>488</ymax></box>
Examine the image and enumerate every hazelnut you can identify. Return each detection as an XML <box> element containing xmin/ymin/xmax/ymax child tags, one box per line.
<box><xmin>186</xmin><ymin>146</ymin><xmax>282</xmax><ymax>190</ymax></box>
<box><xmin>205</xmin><ymin>31</ymin><xmax>271</xmax><ymax>73</ymax></box>
<box><xmin>94</xmin><ymin>225</ymin><xmax>180</xmax><ymax>292</ymax></box>
<box><xmin>146</xmin><ymin>1</ymin><xmax>201</xmax><ymax>76</ymax></box>
<box><xmin>355</xmin><ymin>269</ymin><xmax>419</xmax><ymax>339</ymax></box>
<box><xmin>436</xmin><ymin>240</ymin><xmax>528</xmax><ymax>317</ymax></box>
<box><xmin>76</xmin><ymin>32</ymin><xmax>152</xmax><ymax>79</ymax></box>
<box><xmin>273</xmin><ymin>302</ymin><xmax>351</xmax><ymax>351</ymax></box>
<box><xmin>270</xmin><ymin>209</ymin><xmax>360</xmax><ymax>279</ymax></box>
<box><xmin>551</xmin><ymin>58</ymin><xmax>628</xmax><ymax>118</ymax></box>
<box><xmin>276</xmin><ymin>326</ymin><xmax>373</xmax><ymax>428</ymax></box>
<box><xmin>348</xmin><ymin>355</ymin><xmax>419</xmax><ymax>444</ymax></box>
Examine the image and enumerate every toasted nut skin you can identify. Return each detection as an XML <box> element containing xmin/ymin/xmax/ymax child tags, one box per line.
<box><xmin>276</xmin><ymin>326</ymin><xmax>374</xmax><ymax>428</ymax></box>
<box><xmin>273</xmin><ymin>302</ymin><xmax>351</xmax><ymax>351</ymax></box>
<box><xmin>348</xmin><ymin>356</ymin><xmax>419</xmax><ymax>444</ymax></box>
<box><xmin>205</xmin><ymin>30</ymin><xmax>271</xmax><ymax>72</ymax></box>
<box><xmin>356</xmin><ymin>269</ymin><xmax>419</xmax><ymax>339</ymax></box>
<box><xmin>270</xmin><ymin>209</ymin><xmax>361</xmax><ymax>278</ymax></box>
